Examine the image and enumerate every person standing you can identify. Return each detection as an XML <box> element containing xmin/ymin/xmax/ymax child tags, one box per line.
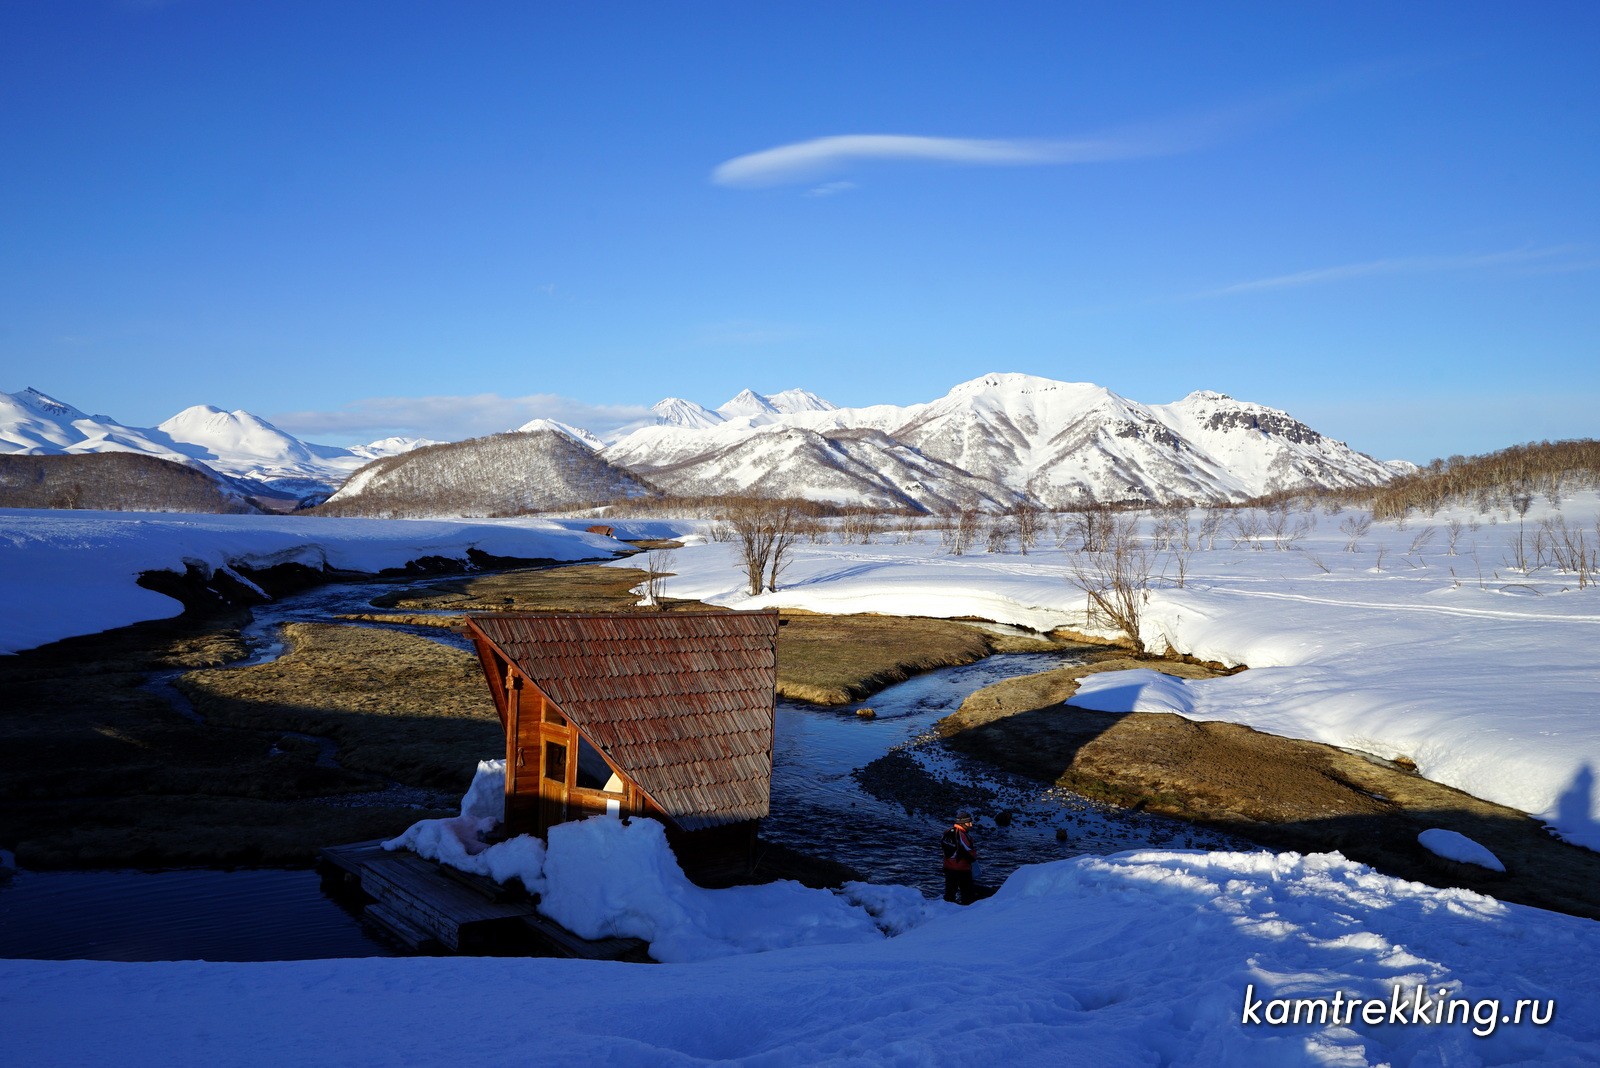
<box><xmin>941</xmin><ymin>810</ymin><xmax>978</xmax><ymax>904</ymax></box>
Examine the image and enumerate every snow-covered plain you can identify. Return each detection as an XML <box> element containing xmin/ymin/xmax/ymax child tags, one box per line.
<box><xmin>5</xmin><ymin>501</ymin><xmax>1600</xmax><ymax>1063</ymax></box>
<box><xmin>0</xmin><ymin>509</ymin><xmax>627</xmax><ymax>654</ymax></box>
<box><xmin>635</xmin><ymin>496</ymin><xmax>1600</xmax><ymax>852</ymax></box>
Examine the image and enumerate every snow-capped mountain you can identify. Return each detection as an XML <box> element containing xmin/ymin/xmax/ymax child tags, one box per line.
<box><xmin>513</xmin><ymin>417</ymin><xmax>606</xmax><ymax>452</ymax></box>
<box><xmin>599</xmin><ymin>373</ymin><xmax>1409</xmax><ymax>507</ymax></box>
<box><xmin>602</xmin><ymin>421</ymin><xmax>1019</xmax><ymax>512</ymax></box>
<box><xmin>0</xmin><ymin>387</ymin><xmax>431</xmax><ymax>504</ymax></box>
<box><xmin>602</xmin><ymin>389</ymin><xmax>842</xmax><ymax>443</ymax></box>
<box><xmin>5</xmin><ymin>376</ymin><xmax>1410</xmax><ymax>515</ymax></box>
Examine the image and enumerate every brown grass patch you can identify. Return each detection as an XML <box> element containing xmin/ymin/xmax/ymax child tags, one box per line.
<box><xmin>937</xmin><ymin>663</ymin><xmax>1600</xmax><ymax>920</ymax></box>
<box><xmin>774</xmin><ymin>613</ymin><xmax>1057</xmax><ymax>705</ymax></box>
<box><xmin>371</xmin><ymin>563</ymin><xmax>669</xmax><ymax>614</ymax></box>
<box><xmin>178</xmin><ymin>623</ymin><xmax>500</xmax><ymax>790</ymax></box>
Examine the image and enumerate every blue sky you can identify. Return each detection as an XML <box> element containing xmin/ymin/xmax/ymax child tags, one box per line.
<box><xmin>1</xmin><ymin>1</ymin><xmax>1596</xmax><ymax>462</ymax></box>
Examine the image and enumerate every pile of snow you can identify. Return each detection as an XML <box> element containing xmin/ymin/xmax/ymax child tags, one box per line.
<box><xmin>384</xmin><ymin>763</ymin><xmax>938</xmax><ymax>962</ymax></box>
<box><xmin>1419</xmin><ymin>829</ymin><xmax>1507</xmax><ymax>872</ymax></box>
<box><xmin>625</xmin><ymin>493</ymin><xmax>1600</xmax><ymax>850</ymax></box>
<box><xmin>0</xmin><ymin>510</ymin><xmax>623</xmax><ymax>654</ymax></box>
<box><xmin>4</xmin><ymin>843</ymin><xmax>1597</xmax><ymax>1062</ymax></box>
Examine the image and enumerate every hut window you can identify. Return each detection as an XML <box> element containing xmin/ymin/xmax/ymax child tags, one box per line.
<box><xmin>543</xmin><ymin>741</ymin><xmax>567</xmax><ymax>783</ymax></box>
<box><xmin>575</xmin><ymin>735</ymin><xmax>624</xmax><ymax>793</ymax></box>
<box><xmin>542</xmin><ymin>703</ymin><xmax>565</xmax><ymax>727</ymax></box>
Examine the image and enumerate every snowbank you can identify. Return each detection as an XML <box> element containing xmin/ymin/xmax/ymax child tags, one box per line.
<box><xmin>0</xmin><ymin>509</ymin><xmax>623</xmax><ymax>654</ymax></box>
<box><xmin>4</xmin><ymin>846</ymin><xmax>1596</xmax><ymax>1064</ymax></box>
<box><xmin>631</xmin><ymin>496</ymin><xmax>1600</xmax><ymax>849</ymax></box>
<box><xmin>384</xmin><ymin>764</ymin><xmax>934</xmax><ymax>962</ymax></box>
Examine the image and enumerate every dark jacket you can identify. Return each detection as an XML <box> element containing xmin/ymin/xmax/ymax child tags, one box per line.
<box><xmin>941</xmin><ymin>824</ymin><xmax>976</xmax><ymax>872</ymax></box>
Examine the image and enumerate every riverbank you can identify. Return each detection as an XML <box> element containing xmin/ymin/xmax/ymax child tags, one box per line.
<box><xmin>0</xmin><ymin>560</ymin><xmax>1066</xmax><ymax>868</ymax></box>
<box><xmin>935</xmin><ymin>659</ymin><xmax>1600</xmax><ymax>920</ymax></box>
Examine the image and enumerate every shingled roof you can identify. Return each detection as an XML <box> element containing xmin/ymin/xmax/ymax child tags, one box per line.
<box><xmin>468</xmin><ymin>610</ymin><xmax>780</xmax><ymax>832</ymax></box>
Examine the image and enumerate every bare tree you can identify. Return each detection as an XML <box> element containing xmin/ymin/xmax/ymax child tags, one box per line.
<box><xmin>1011</xmin><ymin>501</ymin><xmax>1043</xmax><ymax>554</ymax></box>
<box><xmin>1067</xmin><ymin>503</ymin><xmax>1114</xmax><ymax>552</ymax></box>
<box><xmin>949</xmin><ymin>500</ymin><xmax>983</xmax><ymax>556</ymax></box>
<box><xmin>985</xmin><ymin>515</ymin><xmax>1014</xmax><ymax>553</ymax></box>
<box><xmin>1068</xmin><ymin>513</ymin><xmax>1154</xmax><ymax>655</ymax></box>
<box><xmin>727</xmin><ymin>497</ymin><xmax>804</xmax><ymax>595</ymax></box>
<box><xmin>642</xmin><ymin>547</ymin><xmax>677</xmax><ymax>609</ymax></box>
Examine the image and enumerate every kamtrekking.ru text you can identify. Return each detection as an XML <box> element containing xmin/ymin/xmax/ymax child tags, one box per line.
<box><xmin>1240</xmin><ymin>983</ymin><xmax>1555</xmax><ymax>1038</ymax></box>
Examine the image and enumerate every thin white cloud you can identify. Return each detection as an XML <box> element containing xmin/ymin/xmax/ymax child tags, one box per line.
<box><xmin>1193</xmin><ymin>247</ymin><xmax>1576</xmax><ymax>299</ymax></box>
<box><xmin>803</xmin><ymin>180</ymin><xmax>857</xmax><ymax>198</ymax></box>
<box><xmin>712</xmin><ymin>134</ymin><xmax>1150</xmax><ymax>188</ymax></box>
<box><xmin>712</xmin><ymin>63</ymin><xmax>1428</xmax><ymax>190</ymax></box>
<box><xmin>272</xmin><ymin>393</ymin><xmax>652</xmax><ymax>445</ymax></box>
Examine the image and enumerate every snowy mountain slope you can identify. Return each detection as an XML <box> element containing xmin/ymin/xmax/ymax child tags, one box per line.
<box><xmin>1152</xmin><ymin>390</ymin><xmax>1416</xmax><ymax>496</ymax></box>
<box><xmin>717</xmin><ymin>388</ymin><xmax>783</xmax><ymax>421</ymax></box>
<box><xmin>513</xmin><ymin>417</ymin><xmax>606</xmax><ymax>451</ymax></box>
<box><xmin>603</xmin><ymin>421</ymin><xmax>1018</xmax><ymax>511</ymax></box>
<box><xmin>322</xmin><ymin>429</ymin><xmax>657</xmax><ymax>517</ymax></box>
<box><xmin>0</xmin><ymin>387</ymin><xmax>434</xmax><ymax>504</ymax></box>
<box><xmin>6</xmin><ymin>375</ymin><xmax>1408</xmax><ymax>513</ymax></box>
<box><xmin>764</xmin><ymin>387</ymin><xmax>838</xmax><ymax>414</ymax></box>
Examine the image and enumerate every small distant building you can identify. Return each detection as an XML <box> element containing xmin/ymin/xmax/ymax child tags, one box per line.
<box><xmin>463</xmin><ymin>610</ymin><xmax>780</xmax><ymax>864</ymax></box>
<box><xmin>584</xmin><ymin>525</ymin><xmax>615</xmax><ymax>537</ymax></box>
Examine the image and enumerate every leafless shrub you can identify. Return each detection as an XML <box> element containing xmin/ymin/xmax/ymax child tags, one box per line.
<box><xmin>1340</xmin><ymin>513</ymin><xmax>1373</xmax><ymax>553</ymax></box>
<box><xmin>1066</xmin><ymin>503</ymin><xmax>1115</xmax><ymax>553</ymax></box>
<box><xmin>642</xmin><ymin>547</ymin><xmax>677</xmax><ymax>609</ymax></box>
<box><xmin>1408</xmin><ymin>526</ymin><xmax>1438</xmax><ymax>556</ymax></box>
<box><xmin>1067</xmin><ymin>514</ymin><xmax>1153</xmax><ymax>654</ymax></box>
<box><xmin>1374</xmin><ymin>545</ymin><xmax>1388</xmax><ymax>572</ymax></box>
<box><xmin>1199</xmin><ymin>507</ymin><xmax>1227</xmax><ymax>550</ymax></box>
<box><xmin>1445</xmin><ymin>518</ymin><xmax>1465</xmax><ymax>556</ymax></box>
<box><xmin>1306</xmin><ymin>553</ymin><xmax>1331</xmax><ymax>574</ymax></box>
<box><xmin>894</xmin><ymin>513</ymin><xmax>923</xmax><ymax>544</ymax></box>
<box><xmin>839</xmin><ymin>511</ymin><xmax>882</xmax><ymax>544</ymax></box>
<box><xmin>1012</xmin><ymin>501</ymin><xmax>1043</xmax><ymax>554</ymax></box>
<box><xmin>1229</xmin><ymin>510</ymin><xmax>1265</xmax><ymax>550</ymax></box>
<box><xmin>985</xmin><ymin>517</ymin><xmax>1014</xmax><ymax>554</ymax></box>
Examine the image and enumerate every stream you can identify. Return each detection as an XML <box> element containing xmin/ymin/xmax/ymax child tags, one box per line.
<box><xmin>0</xmin><ymin>566</ymin><xmax>1243</xmax><ymax>960</ymax></box>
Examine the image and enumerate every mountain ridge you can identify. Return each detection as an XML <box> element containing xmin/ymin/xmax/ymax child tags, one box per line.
<box><xmin>2</xmin><ymin>375</ymin><xmax>1413</xmax><ymax>514</ymax></box>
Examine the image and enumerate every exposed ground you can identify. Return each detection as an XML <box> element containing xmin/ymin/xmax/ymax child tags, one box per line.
<box><xmin>345</xmin><ymin>563</ymin><xmax>1059</xmax><ymax>704</ymax></box>
<box><xmin>935</xmin><ymin>660</ymin><xmax>1600</xmax><ymax>920</ymax></box>
<box><xmin>0</xmin><ymin>562</ymin><xmax>1061</xmax><ymax>867</ymax></box>
<box><xmin>0</xmin><ymin>613</ymin><xmax>438</xmax><ymax>868</ymax></box>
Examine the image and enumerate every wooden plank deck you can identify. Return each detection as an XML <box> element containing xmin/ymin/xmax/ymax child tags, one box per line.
<box><xmin>318</xmin><ymin>840</ymin><xmax>649</xmax><ymax>961</ymax></box>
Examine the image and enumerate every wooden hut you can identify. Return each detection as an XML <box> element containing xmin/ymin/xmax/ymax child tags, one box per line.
<box><xmin>463</xmin><ymin>610</ymin><xmax>780</xmax><ymax>864</ymax></box>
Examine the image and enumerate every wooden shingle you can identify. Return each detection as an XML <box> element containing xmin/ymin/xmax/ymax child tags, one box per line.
<box><xmin>468</xmin><ymin>610</ymin><xmax>780</xmax><ymax>832</ymax></box>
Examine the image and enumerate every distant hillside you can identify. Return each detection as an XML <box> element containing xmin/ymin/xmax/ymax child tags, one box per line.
<box><xmin>1371</xmin><ymin>439</ymin><xmax>1600</xmax><ymax>519</ymax></box>
<box><xmin>0</xmin><ymin>453</ymin><xmax>257</xmax><ymax>513</ymax></box>
<box><xmin>315</xmin><ymin>429</ymin><xmax>658</xmax><ymax>518</ymax></box>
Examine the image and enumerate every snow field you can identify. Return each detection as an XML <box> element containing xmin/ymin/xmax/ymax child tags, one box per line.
<box><xmin>0</xmin><ymin>510</ymin><xmax>624</xmax><ymax>654</ymax></box>
<box><xmin>5</xmin><ymin>830</ymin><xmax>1598</xmax><ymax>1065</ymax></box>
<box><xmin>629</xmin><ymin>494</ymin><xmax>1600</xmax><ymax>850</ymax></box>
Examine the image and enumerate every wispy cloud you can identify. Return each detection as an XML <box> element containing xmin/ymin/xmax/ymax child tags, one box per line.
<box><xmin>712</xmin><ymin>133</ymin><xmax>1157</xmax><ymax>188</ymax></box>
<box><xmin>804</xmin><ymin>180</ymin><xmax>857</xmax><ymax>198</ymax></box>
<box><xmin>1192</xmin><ymin>246</ymin><xmax>1579</xmax><ymax>299</ymax></box>
<box><xmin>712</xmin><ymin>62</ymin><xmax>1425</xmax><ymax>190</ymax></box>
<box><xmin>272</xmin><ymin>393</ymin><xmax>652</xmax><ymax>445</ymax></box>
